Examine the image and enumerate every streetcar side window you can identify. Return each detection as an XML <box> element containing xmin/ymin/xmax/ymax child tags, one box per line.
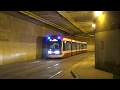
<box><xmin>72</xmin><ymin>42</ymin><xmax>76</xmax><ymax>50</ymax></box>
<box><xmin>77</xmin><ymin>43</ymin><xmax>79</xmax><ymax>50</ymax></box>
<box><xmin>84</xmin><ymin>44</ymin><xmax>87</xmax><ymax>49</ymax></box>
<box><xmin>63</xmin><ymin>41</ymin><xmax>71</xmax><ymax>51</ymax></box>
<box><xmin>79</xmin><ymin>43</ymin><xmax>81</xmax><ymax>50</ymax></box>
<box><xmin>82</xmin><ymin>44</ymin><xmax>87</xmax><ymax>49</ymax></box>
<box><xmin>66</xmin><ymin>41</ymin><xmax>71</xmax><ymax>50</ymax></box>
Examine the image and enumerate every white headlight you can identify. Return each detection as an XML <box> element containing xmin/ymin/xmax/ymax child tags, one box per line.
<box><xmin>54</xmin><ymin>51</ymin><xmax>60</xmax><ymax>54</ymax></box>
<box><xmin>48</xmin><ymin>51</ymin><xmax>52</xmax><ymax>54</ymax></box>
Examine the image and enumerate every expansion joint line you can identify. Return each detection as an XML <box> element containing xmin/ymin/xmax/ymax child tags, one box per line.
<box><xmin>57</xmin><ymin>11</ymin><xmax>95</xmax><ymax>37</ymax></box>
<box><xmin>19</xmin><ymin>11</ymin><xmax>73</xmax><ymax>34</ymax></box>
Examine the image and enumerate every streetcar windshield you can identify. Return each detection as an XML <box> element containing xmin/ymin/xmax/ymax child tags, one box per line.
<box><xmin>48</xmin><ymin>41</ymin><xmax>61</xmax><ymax>51</ymax></box>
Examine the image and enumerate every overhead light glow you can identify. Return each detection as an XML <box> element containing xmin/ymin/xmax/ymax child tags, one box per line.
<box><xmin>92</xmin><ymin>23</ymin><xmax>96</xmax><ymax>28</ymax></box>
<box><xmin>94</xmin><ymin>11</ymin><xmax>103</xmax><ymax>16</ymax></box>
<box><xmin>57</xmin><ymin>11</ymin><xmax>62</xmax><ymax>13</ymax></box>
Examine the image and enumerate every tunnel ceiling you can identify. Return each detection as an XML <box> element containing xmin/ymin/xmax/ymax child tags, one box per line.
<box><xmin>1</xmin><ymin>11</ymin><xmax>95</xmax><ymax>39</ymax></box>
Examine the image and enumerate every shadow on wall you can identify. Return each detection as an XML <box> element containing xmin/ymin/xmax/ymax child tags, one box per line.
<box><xmin>36</xmin><ymin>36</ymin><xmax>48</xmax><ymax>59</ymax></box>
<box><xmin>36</xmin><ymin>36</ymin><xmax>42</xmax><ymax>59</ymax></box>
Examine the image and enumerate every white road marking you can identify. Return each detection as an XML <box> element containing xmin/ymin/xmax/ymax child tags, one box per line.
<box><xmin>46</xmin><ymin>67</ymin><xmax>51</xmax><ymax>69</ymax></box>
<box><xmin>48</xmin><ymin>70</ymin><xmax>63</xmax><ymax>79</ymax></box>
<box><xmin>53</xmin><ymin>63</ymin><xmax>59</xmax><ymax>66</ymax></box>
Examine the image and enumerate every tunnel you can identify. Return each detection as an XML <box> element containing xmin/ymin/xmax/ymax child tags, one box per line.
<box><xmin>0</xmin><ymin>11</ymin><xmax>120</xmax><ymax>79</ymax></box>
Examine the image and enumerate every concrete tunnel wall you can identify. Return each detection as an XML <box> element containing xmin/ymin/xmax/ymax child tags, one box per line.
<box><xmin>0</xmin><ymin>13</ymin><xmax>63</xmax><ymax>65</ymax></box>
<box><xmin>95</xmin><ymin>11</ymin><xmax>120</xmax><ymax>76</ymax></box>
<box><xmin>0</xmin><ymin>12</ymin><xmax>95</xmax><ymax>66</ymax></box>
<box><xmin>86</xmin><ymin>38</ymin><xmax>95</xmax><ymax>52</ymax></box>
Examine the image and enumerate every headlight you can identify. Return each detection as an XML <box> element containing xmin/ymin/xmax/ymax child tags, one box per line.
<box><xmin>54</xmin><ymin>51</ymin><xmax>60</xmax><ymax>54</ymax></box>
<box><xmin>48</xmin><ymin>51</ymin><xmax>52</xmax><ymax>54</ymax></box>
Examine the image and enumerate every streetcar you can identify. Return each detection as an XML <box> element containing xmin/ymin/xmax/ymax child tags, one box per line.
<box><xmin>46</xmin><ymin>35</ymin><xmax>87</xmax><ymax>58</ymax></box>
